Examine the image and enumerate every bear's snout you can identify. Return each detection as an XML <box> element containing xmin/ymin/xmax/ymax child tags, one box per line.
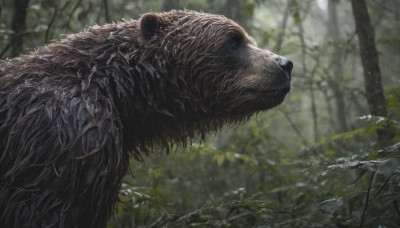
<box><xmin>278</xmin><ymin>56</ymin><xmax>293</xmax><ymax>81</ymax></box>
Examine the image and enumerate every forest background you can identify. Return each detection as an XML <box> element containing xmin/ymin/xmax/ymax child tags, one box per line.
<box><xmin>1</xmin><ymin>0</ymin><xmax>400</xmax><ymax>227</ymax></box>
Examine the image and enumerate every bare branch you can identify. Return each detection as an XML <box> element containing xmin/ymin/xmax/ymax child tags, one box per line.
<box><xmin>360</xmin><ymin>172</ymin><xmax>375</xmax><ymax>227</ymax></box>
<box><xmin>45</xmin><ymin>1</ymin><xmax>59</xmax><ymax>44</ymax></box>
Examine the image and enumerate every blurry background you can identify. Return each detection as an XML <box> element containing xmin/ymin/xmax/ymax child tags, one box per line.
<box><xmin>1</xmin><ymin>0</ymin><xmax>399</xmax><ymax>227</ymax></box>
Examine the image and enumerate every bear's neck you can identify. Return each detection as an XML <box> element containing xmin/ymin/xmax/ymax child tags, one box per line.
<box><xmin>103</xmin><ymin>52</ymin><xmax>210</xmax><ymax>156</ymax></box>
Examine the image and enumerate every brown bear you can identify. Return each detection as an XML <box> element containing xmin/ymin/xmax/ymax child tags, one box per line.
<box><xmin>0</xmin><ymin>10</ymin><xmax>292</xmax><ymax>227</ymax></box>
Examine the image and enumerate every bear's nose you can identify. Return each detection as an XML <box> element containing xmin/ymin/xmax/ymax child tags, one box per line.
<box><xmin>279</xmin><ymin>56</ymin><xmax>293</xmax><ymax>80</ymax></box>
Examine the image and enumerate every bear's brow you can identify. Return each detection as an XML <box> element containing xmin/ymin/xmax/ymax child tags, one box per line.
<box><xmin>229</xmin><ymin>27</ymin><xmax>253</xmax><ymax>45</ymax></box>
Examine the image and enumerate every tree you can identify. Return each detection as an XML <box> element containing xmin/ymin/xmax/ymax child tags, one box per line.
<box><xmin>327</xmin><ymin>0</ymin><xmax>348</xmax><ymax>133</ymax></box>
<box><xmin>273</xmin><ymin>0</ymin><xmax>293</xmax><ymax>53</ymax></box>
<box><xmin>10</xmin><ymin>0</ymin><xmax>30</xmax><ymax>57</ymax></box>
<box><xmin>351</xmin><ymin>0</ymin><xmax>389</xmax><ymax>143</ymax></box>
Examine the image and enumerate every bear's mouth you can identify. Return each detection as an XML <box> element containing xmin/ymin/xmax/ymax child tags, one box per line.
<box><xmin>244</xmin><ymin>83</ymin><xmax>290</xmax><ymax>100</ymax></box>
<box><xmin>261</xmin><ymin>86</ymin><xmax>290</xmax><ymax>99</ymax></box>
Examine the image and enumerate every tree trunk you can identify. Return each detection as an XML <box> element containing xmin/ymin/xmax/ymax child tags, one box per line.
<box><xmin>294</xmin><ymin>4</ymin><xmax>319</xmax><ymax>142</ymax></box>
<box><xmin>103</xmin><ymin>0</ymin><xmax>110</xmax><ymax>23</ymax></box>
<box><xmin>10</xmin><ymin>0</ymin><xmax>30</xmax><ymax>58</ymax></box>
<box><xmin>328</xmin><ymin>0</ymin><xmax>348</xmax><ymax>132</ymax></box>
<box><xmin>350</xmin><ymin>0</ymin><xmax>389</xmax><ymax>142</ymax></box>
<box><xmin>273</xmin><ymin>0</ymin><xmax>293</xmax><ymax>53</ymax></box>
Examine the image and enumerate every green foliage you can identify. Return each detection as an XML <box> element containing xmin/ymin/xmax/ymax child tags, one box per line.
<box><xmin>241</xmin><ymin>1</ymin><xmax>256</xmax><ymax>17</ymax></box>
<box><xmin>386</xmin><ymin>88</ymin><xmax>400</xmax><ymax>118</ymax></box>
<box><xmin>109</xmin><ymin>108</ymin><xmax>400</xmax><ymax>227</ymax></box>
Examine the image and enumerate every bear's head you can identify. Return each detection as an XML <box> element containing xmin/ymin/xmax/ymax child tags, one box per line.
<box><xmin>138</xmin><ymin>11</ymin><xmax>292</xmax><ymax>121</ymax></box>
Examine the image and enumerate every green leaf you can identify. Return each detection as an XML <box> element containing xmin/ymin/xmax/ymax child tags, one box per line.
<box><xmin>325</xmin><ymin>150</ymin><xmax>336</xmax><ymax>156</ymax></box>
<box><xmin>242</xmin><ymin>1</ymin><xmax>255</xmax><ymax>17</ymax></box>
<box><xmin>293</xmin><ymin>11</ymin><xmax>300</xmax><ymax>24</ymax></box>
<box><xmin>215</xmin><ymin>154</ymin><xmax>225</xmax><ymax>166</ymax></box>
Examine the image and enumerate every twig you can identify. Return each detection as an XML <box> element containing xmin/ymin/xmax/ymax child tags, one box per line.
<box><xmin>372</xmin><ymin>174</ymin><xmax>392</xmax><ymax>199</ymax></box>
<box><xmin>360</xmin><ymin>172</ymin><xmax>375</xmax><ymax>228</ymax></box>
<box><xmin>64</xmin><ymin>0</ymin><xmax>83</xmax><ymax>30</ymax></box>
<box><xmin>273</xmin><ymin>0</ymin><xmax>293</xmax><ymax>53</ymax></box>
<box><xmin>0</xmin><ymin>42</ymin><xmax>11</xmax><ymax>59</ymax></box>
<box><xmin>0</xmin><ymin>31</ymin><xmax>31</xmax><ymax>59</ymax></box>
<box><xmin>371</xmin><ymin>0</ymin><xmax>396</xmax><ymax>13</ymax></box>
<box><xmin>280</xmin><ymin>110</ymin><xmax>309</xmax><ymax>146</ymax></box>
<box><xmin>45</xmin><ymin>1</ymin><xmax>59</xmax><ymax>44</ymax></box>
<box><xmin>353</xmin><ymin>170</ymin><xmax>367</xmax><ymax>186</ymax></box>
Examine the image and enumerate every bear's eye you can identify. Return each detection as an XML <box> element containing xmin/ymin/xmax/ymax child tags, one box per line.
<box><xmin>228</xmin><ymin>34</ymin><xmax>243</xmax><ymax>50</ymax></box>
<box><xmin>231</xmin><ymin>41</ymin><xmax>239</xmax><ymax>49</ymax></box>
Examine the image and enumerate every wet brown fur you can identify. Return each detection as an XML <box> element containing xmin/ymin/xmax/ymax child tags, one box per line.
<box><xmin>0</xmin><ymin>10</ymin><xmax>290</xmax><ymax>227</ymax></box>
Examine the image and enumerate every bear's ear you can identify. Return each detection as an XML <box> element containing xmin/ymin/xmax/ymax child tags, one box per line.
<box><xmin>140</xmin><ymin>13</ymin><xmax>162</xmax><ymax>41</ymax></box>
